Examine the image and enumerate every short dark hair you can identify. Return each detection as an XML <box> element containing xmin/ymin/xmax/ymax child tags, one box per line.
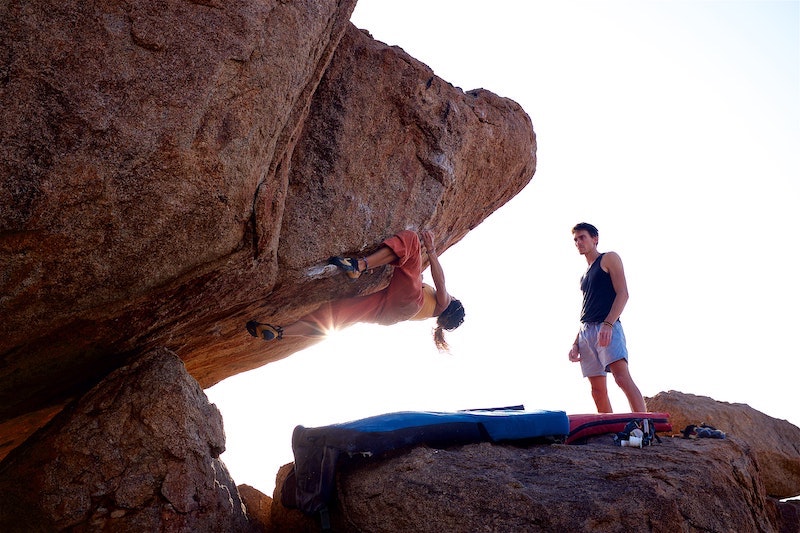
<box><xmin>572</xmin><ymin>222</ymin><xmax>598</xmax><ymax>238</ymax></box>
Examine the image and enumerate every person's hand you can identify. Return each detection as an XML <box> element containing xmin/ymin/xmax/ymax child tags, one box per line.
<box><xmin>597</xmin><ymin>324</ymin><xmax>613</xmax><ymax>347</ymax></box>
<box><xmin>421</xmin><ymin>230</ymin><xmax>435</xmax><ymax>254</ymax></box>
<box><xmin>568</xmin><ymin>344</ymin><xmax>581</xmax><ymax>362</ymax></box>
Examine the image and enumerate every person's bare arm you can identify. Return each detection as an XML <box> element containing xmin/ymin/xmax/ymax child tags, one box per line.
<box><xmin>598</xmin><ymin>251</ymin><xmax>629</xmax><ymax>346</ymax></box>
<box><xmin>568</xmin><ymin>333</ymin><xmax>581</xmax><ymax>362</ymax></box>
<box><xmin>421</xmin><ymin>231</ymin><xmax>451</xmax><ymax>314</ymax></box>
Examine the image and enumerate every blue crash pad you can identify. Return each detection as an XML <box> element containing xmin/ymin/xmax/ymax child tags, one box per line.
<box><xmin>282</xmin><ymin>408</ymin><xmax>569</xmax><ymax>513</ymax></box>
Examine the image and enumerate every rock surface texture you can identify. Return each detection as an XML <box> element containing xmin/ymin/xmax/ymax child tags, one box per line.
<box><xmin>647</xmin><ymin>390</ymin><xmax>800</xmax><ymax>499</ymax></box>
<box><xmin>0</xmin><ymin>0</ymin><xmax>536</xmax><ymax>459</ymax></box>
<box><xmin>265</xmin><ymin>392</ymin><xmax>800</xmax><ymax>532</ymax></box>
<box><xmin>272</xmin><ymin>438</ymin><xmax>779</xmax><ymax>533</ymax></box>
<box><xmin>14</xmin><ymin>3</ymin><xmax>795</xmax><ymax>532</ymax></box>
<box><xmin>0</xmin><ymin>349</ymin><xmax>252</xmax><ymax>532</ymax></box>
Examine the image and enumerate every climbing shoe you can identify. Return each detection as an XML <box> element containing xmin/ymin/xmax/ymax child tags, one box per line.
<box><xmin>328</xmin><ymin>256</ymin><xmax>366</xmax><ymax>279</ymax></box>
<box><xmin>246</xmin><ymin>321</ymin><xmax>284</xmax><ymax>341</ymax></box>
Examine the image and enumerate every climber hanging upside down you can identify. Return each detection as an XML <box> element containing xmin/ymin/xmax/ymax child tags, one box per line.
<box><xmin>246</xmin><ymin>230</ymin><xmax>465</xmax><ymax>351</ymax></box>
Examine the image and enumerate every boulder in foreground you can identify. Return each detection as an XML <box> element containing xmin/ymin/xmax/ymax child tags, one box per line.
<box><xmin>265</xmin><ymin>392</ymin><xmax>800</xmax><ymax>532</ymax></box>
<box><xmin>0</xmin><ymin>350</ymin><xmax>252</xmax><ymax>532</ymax></box>
<box><xmin>648</xmin><ymin>390</ymin><xmax>800</xmax><ymax>499</ymax></box>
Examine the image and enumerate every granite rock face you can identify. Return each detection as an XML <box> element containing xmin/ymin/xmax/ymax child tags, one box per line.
<box><xmin>0</xmin><ymin>349</ymin><xmax>252</xmax><ymax>532</ymax></box>
<box><xmin>5</xmin><ymin>4</ymin><xmax>798</xmax><ymax>532</ymax></box>
<box><xmin>0</xmin><ymin>0</ymin><xmax>358</xmax><ymax>455</ymax></box>
<box><xmin>271</xmin><ymin>437</ymin><xmax>781</xmax><ymax>532</ymax></box>
<box><xmin>268</xmin><ymin>393</ymin><xmax>800</xmax><ymax>532</ymax></box>
<box><xmin>0</xmin><ymin>1</ymin><xmax>536</xmax><ymax>459</ymax></box>
<box><xmin>647</xmin><ymin>390</ymin><xmax>800</xmax><ymax>499</ymax></box>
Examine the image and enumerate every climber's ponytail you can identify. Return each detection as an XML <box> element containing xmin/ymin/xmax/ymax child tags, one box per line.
<box><xmin>433</xmin><ymin>325</ymin><xmax>449</xmax><ymax>352</ymax></box>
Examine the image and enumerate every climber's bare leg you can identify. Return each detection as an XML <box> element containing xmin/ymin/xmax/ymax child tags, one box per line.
<box><xmin>250</xmin><ymin>317</ymin><xmax>326</xmax><ymax>340</ymax></box>
<box><xmin>280</xmin><ymin>320</ymin><xmax>324</xmax><ymax>337</ymax></box>
<box><xmin>359</xmin><ymin>245</ymin><xmax>399</xmax><ymax>272</ymax></box>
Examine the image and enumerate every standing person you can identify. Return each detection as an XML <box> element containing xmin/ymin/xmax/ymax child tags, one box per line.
<box><xmin>568</xmin><ymin>222</ymin><xmax>646</xmax><ymax>413</ymax></box>
<box><xmin>246</xmin><ymin>230</ymin><xmax>465</xmax><ymax>351</ymax></box>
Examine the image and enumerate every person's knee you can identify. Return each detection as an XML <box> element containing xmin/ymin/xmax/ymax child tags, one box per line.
<box><xmin>609</xmin><ymin>359</ymin><xmax>631</xmax><ymax>378</ymax></box>
<box><xmin>388</xmin><ymin>230</ymin><xmax>420</xmax><ymax>266</ymax></box>
<box><xmin>613</xmin><ymin>372</ymin><xmax>638</xmax><ymax>393</ymax></box>
<box><xmin>406</xmin><ymin>231</ymin><xmax>421</xmax><ymax>254</ymax></box>
<box><xmin>613</xmin><ymin>372</ymin><xmax>643</xmax><ymax>402</ymax></box>
<box><xmin>612</xmin><ymin>369</ymin><xmax>629</xmax><ymax>385</ymax></box>
<box><xmin>589</xmin><ymin>378</ymin><xmax>608</xmax><ymax>395</ymax></box>
<box><xmin>395</xmin><ymin>230</ymin><xmax>420</xmax><ymax>250</ymax></box>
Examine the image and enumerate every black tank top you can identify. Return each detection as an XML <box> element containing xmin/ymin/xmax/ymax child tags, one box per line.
<box><xmin>580</xmin><ymin>253</ymin><xmax>616</xmax><ymax>323</ymax></box>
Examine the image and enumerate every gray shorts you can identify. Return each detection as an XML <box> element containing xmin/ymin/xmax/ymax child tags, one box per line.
<box><xmin>577</xmin><ymin>321</ymin><xmax>629</xmax><ymax>377</ymax></box>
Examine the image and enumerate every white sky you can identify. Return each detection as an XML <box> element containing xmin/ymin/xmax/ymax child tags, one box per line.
<box><xmin>208</xmin><ymin>0</ymin><xmax>800</xmax><ymax>496</ymax></box>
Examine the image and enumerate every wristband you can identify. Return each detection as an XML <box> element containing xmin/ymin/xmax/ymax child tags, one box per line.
<box><xmin>602</xmin><ymin>321</ymin><xmax>614</xmax><ymax>328</ymax></box>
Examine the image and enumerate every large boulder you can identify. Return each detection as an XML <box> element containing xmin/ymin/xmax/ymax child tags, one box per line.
<box><xmin>647</xmin><ymin>390</ymin><xmax>800</xmax><ymax>499</ymax></box>
<box><xmin>271</xmin><ymin>436</ymin><xmax>784</xmax><ymax>532</ymax></box>
<box><xmin>0</xmin><ymin>349</ymin><xmax>252</xmax><ymax>532</ymax></box>
<box><xmin>0</xmin><ymin>0</ymin><xmax>358</xmax><ymax>454</ymax></box>
<box><xmin>0</xmin><ymin>2</ymin><xmax>536</xmax><ymax>459</ymax></box>
<box><xmin>264</xmin><ymin>394</ymin><xmax>800</xmax><ymax>532</ymax></box>
<box><xmin>184</xmin><ymin>23</ymin><xmax>537</xmax><ymax>388</ymax></box>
